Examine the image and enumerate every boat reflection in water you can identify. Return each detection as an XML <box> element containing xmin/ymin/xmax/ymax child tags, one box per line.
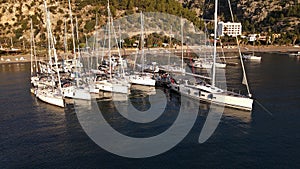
<box><xmin>32</xmin><ymin>94</ymin><xmax>65</xmax><ymax>115</ymax></box>
<box><xmin>97</xmin><ymin>91</ymin><xmax>128</xmax><ymax>102</ymax></box>
<box><xmin>222</xmin><ymin>107</ymin><xmax>252</xmax><ymax>123</ymax></box>
<box><xmin>130</xmin><ymin>84</ymin><xmax>156</xmax><ymax>96</ymax></box>
<box><xmin>199</xmin><ymin>101</ymin><xmax>252</xmax><ymax>123</ymax></box>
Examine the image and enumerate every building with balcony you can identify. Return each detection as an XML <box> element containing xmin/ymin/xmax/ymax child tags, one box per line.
<box><xmin>217</xmin><ymin>22</ymin><xmax>242</xmax><ymax>37</ymax></box>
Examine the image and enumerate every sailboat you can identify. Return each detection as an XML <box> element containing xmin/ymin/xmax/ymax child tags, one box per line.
<box><xmin>190</xmin><ymin>57</ymin><xmax>227</xmax><ymax>69</ymax></box>
<box><xmin>30</xmin><ymin>18</ymin><xmax>39</xmax><ymax>93</ymax></box>
<box><xmin>60</xmin><ymin>0</ymin><xmax>91</xmax><ymax>100</ymax></box>
<box><xmin>243</xmin><ymin>52</ymin><xmax>261</xmax><ymax>61</ymax></box>
<box><xmin>95</xmin><ymin>0</ymin><xmax>130</xmax><ymax>94</ymax></box>
<box><xmin>159</xmin><ymin>17</ymin><xmax>186</xmax><ymax>74</ymax></box>
<box><xmin>189</xmin><ymin>38</ymin><xmax>226</xmax><ymax>69</ymax></box>
<box><xmin>72</xmin><ymin>16</ymin><xmax>92</xmax><ymax>100</ymax></box>
<box><xmin>170</xmin><ymin>0</ymin><xmax>253</xmax><ymax>111</ymax></box>
<box><xmin>36</xmin><ymin>2</ymin><xmax>64</xmax><ymax>108</ymax></box>
<box><xmin>243</xmin><ymin>35</ymin><xmax>261</xmax><ymax>61</ymax></box>
<box><xmin>126</xmin><ymin>12</ymin><xmax>156</xmax><ymax>86</ymax></box>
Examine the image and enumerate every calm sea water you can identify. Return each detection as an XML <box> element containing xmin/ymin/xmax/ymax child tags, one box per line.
<box><xmin>1</xmin><ymin>53</ymin><xmax>300</xmax><ymax>168</ymax></box>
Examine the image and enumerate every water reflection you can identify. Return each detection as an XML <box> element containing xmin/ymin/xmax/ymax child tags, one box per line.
<box><xmin>223</xmin><ymin>107</ymin><xmax>252</xmax><ymax>123</ymax></box>
<box><xmin>32</xmin><ymin>95</ymin><xmax>66</xmax><ymax>115</ymax></box>
<box><xmin>130</xmin><ymin>84</ymin><xmax>156</xmax><ymax>96</ymax></box>
<box><xmin>289</xmin><ymin>55</ymin><xmax>300</xmax><ymax>62</ymax></box>
<box><xmin>97</xmin><ymin>91</ymin><xmax>128</xmax><ymax>101</ymax></box>
<box><xmin>0</xmin><ymin>63</ymin><xmax>27</xmax><ymax>73</ymax></box>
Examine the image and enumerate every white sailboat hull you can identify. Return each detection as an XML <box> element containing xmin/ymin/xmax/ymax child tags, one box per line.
<box><xmin>62</xmin><ymin>86</ymin><xmax>91</xmax><ymax>100</ymax></box>
<box><xmin>172</xmin><ymin>0</ymin><xmax>253</xmax><ymax>111</ymax></box>
<box><xmin>62</xmin><ymin>86</ymin><xmax>75</xmax><ymax>98</ymax></box>
<box><xmin>159</xmin><ymin>65</ymin><xmax>186</xmax><ymax>73</ymax></box>
<box><xmin>96</xmin><ymin>80</ymin><xmax>129</xmax><ymax>94</ymax></box>
<box><xmin>89</xmin><ymin>84</ymin><xmax>100</xmax><ymax>94</ymax></box>
<box><xmin>215</xmin><ymin>93</ymin><xmax>253</xmax><ymax>110</ymax></box>
<box><xmin>36</xmin><ymin>89</ymin><xmax>64</xmax><ymax>108</ymax></box>
<box><xmin>128</xmin><ymin>75</ymin><xmax>156</xmax><ymax>86</ymax></box>
<box><xmin>171</xmin><ymin>83</ymin><xmax>253</xmax><ymax>111</ymax></box>
<box><xmin>243</xmin><ymin>55</ymin><xmax>262</xmax><ymax>61</ymax></box>
<box><xmin>191</xmin><ymin>61</ymin><xmax>226</xmax><ymax>69</ymax></box>
<box><xmin>73</xmin><ymin>88</ymin><xmax>92</xmax><ymax>100</ymax></box>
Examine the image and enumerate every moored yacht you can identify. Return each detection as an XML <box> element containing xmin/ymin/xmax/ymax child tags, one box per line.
<box><xmin>170</xmin><ymin>0</ymin><xmax>253</xmax><ymax>111</ymax></box>
<box><xmin>170</xmin><ymin>79</ymin><xmax>253</xmax><ymax>110</ymax></box>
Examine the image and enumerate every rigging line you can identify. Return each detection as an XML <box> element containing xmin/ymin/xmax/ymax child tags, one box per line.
<box><xmin>227</xmin><ymin>0</ymin><xmax>251</xmax><ymax>97</ymax></box>
<box><xmin>254</xmin><ymin>100</ymin><xmax>273</xmax><ymax>117</ymax></box>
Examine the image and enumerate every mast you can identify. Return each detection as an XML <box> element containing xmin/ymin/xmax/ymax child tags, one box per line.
<box><xmin>47</xmin><ymin>11</ymin><xmax>52</xmax><ymax>64</ymax></box>
<box><xmin>227</xmin><ymin>0</ymin><xmax>251</xmax><ymax>97</ymax></box>
<box><xmin>181</xmin><ymin>17</ymin><xmax>184</xmax><ymax>72</ymax></box>
<box><xmin>94</xmin><ymin>13</ymin><xmax>98</xmax><ymax>68</ymax></box>
<box><xmin>140</xmin><ymin>11</ymin><xmax>145</xmax><ymax>74</ymax></box>
<box><xmin>44</xmin><ymin>0</ymin><xmax>53</xmax><ymax>84</ymax></box>
<box><xmin>44</xmin><ymin>1</ymin><xmax>61</xmax><ymax>93</ymax></box>
<box><xmin>101</xmin><ymin>28</ymin><xmax>106</xmax><ymax>63</ymax></box>
<box><xmin>204</xmin><ymin>22</ymin><xmax>208</xmax><ymax>63</ymax></box>
<box><xmin>168</xmin><ymin>26</ymin><xmax>172</xmax><ymax>71</ymax></box>
<box><xmin>30</xmin><ymin>18</ymin><xmax>38</xmax><ymax>75</ymax></box>
<box><xmin>30</xmin><ymin>18</ymin><xmax>33</xmax><ymax>76</ymax></box>
<box><xmin>107</xmin><ymin>0</ymin><xmax>112</xmax><ymax>79</ymax></box>
<box><xmin>111</xmin><ymin>20</ymin><xmax>124</xmax><ymax>76</ymax></box>
<box><xmin>119</xmin><ymin>25</ymin><xmax>122</xmax><ymax>49</ymax></box>
<box><xmin>64</xmin><ymin>18</ymin><xmax>67</xmax><ymax>54</ymax></box>
<box><xmin>51</xmin><ymin>33</ymin><xmax>63</xmax><ymax>94</ymax></box>
<box><xmin>75</xmin><ymin>16</ymin><xmax>80</xmax><ymax>87</ymax></box>
<box><xmin>44</xmin><ymin>1</ymin><xmax>51</xmax><ymax>63</ymax></box>
<box><xmin>85</xmin><ymin>33</ymin><xmax>91</xmax><ymax>69</ymax></box>
<box><xmin>75</xmin><ymin>17</ymin><xmax>80</xmax><ymax>56</ymax></box>
<box><xmin>33</xmin><ymin>22</ymin><xmax>37</xmax><ymax>74</ymax></box>
<box><xmin>68</xmin><ymin>0</ymin><xmax>76</xmax><ymax>59</ymax></box>
<box><xmin>212</xmin><ymin>0</ymin><xmax>218</xmax><ymax>87</ymax></box>
<box><xmin>118</xmin><ymin>25</ymin><xmax>124</xmax><ymax>75</ymax></box>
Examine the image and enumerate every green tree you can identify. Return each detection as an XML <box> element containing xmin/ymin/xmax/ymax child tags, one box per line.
<box><xmin>84</xmin><ymin>20</ymin><xmax>96</xmax><ymax>32</ymax></box>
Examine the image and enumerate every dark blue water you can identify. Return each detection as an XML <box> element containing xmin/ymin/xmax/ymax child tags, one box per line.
<box><xmin>1</xmin><ymin>53</ymin><xmax>300</xmax><ymax>168</ymax></box>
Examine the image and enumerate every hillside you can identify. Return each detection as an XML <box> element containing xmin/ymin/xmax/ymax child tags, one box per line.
<box><xmin>181</xmin><ymin>0</ymin><xmax>300</xmax><ymax>44</ymax></box>
<box><xmin>0</xmin><ymin>0</ymin><xmax>299</xmax><ymax>49</ymax></box>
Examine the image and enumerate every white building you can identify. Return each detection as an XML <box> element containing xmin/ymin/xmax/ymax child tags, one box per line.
<box><xmin>248</xmin><ymin>34</ymin><xmax>259</xmax><ymax>42</ymax></box>
<box><xmin>217</xmin><ymin>22</ymin><xmax>242</xmax><ymax>37</ymax></box>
